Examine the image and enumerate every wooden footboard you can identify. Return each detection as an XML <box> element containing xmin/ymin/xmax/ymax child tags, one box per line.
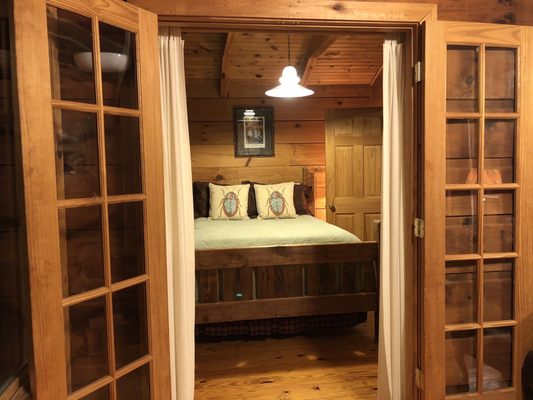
<box><xmin>195</xmin><ymin>242</ymin><xmax>379</xmax><ymax>328</ymax></box>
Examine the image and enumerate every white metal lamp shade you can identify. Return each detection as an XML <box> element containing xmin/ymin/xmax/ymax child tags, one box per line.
<box><xmin>265</xmin><ymin>66</ymin><xmax>314</xmax><ymax>98</ymax></box>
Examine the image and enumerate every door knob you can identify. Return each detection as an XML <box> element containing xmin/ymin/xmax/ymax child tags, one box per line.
<box><xmin>328</xmin><ymin>203</ymin><xmax>336</xmax><ymax>212</ymax></box>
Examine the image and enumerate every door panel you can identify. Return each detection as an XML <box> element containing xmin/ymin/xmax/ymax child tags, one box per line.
<box><xmin>14</xmin><ymin>1</ymin><xmax>169</xmax><ymax>399</ymax></box>
<box><xmin>325</xmin><ymin>108</ymin><xmax>382</xmax><ymax>241</ymax></box>
<box><xmin>422</xmin><ymin>20</ymin><xmax>530</xmax><ymax>400</ymax></box>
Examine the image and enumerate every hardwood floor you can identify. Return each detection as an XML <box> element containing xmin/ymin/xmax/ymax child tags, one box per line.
<box><xmin>195</xmin><ymin>312</ymin><xmax>378</xmax><ymax>399</ymax></box>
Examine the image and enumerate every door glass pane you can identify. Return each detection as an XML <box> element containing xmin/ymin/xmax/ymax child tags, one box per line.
<box><xmin>446</xmin><ymin>191</ymin><xmax>478</xmax><ymax>255</ymax></box>
<box><xmin>54</xmin><ymin>109</ymin><xmax>100</xmax><ymax>199</ymax></box>
<box><xmin>65</xmin><ymin>297</ymin><xmax>109</xmax><ymax>393</ymax></box>
<box><xmin>484</xmin><ymin>260</ymin><xmax>513</xmax><ymax>322</ymax></box>
<box><xmin>81</xmin><ymin>386</ymin><xmax>110</xmax><ymax>400</ymax></box>
<box><xmin>485</xmin><ymin>120</ymin><xmax>515</xmax><ymax>184</ymax></box>
<box><xmin>59</xmin><ymin>206</ymin><xmax>104</xmax><ymax>297</ymax></box>
<box><xmin>447</xmin><ymin>46</ymin><xmax>479</xmax><ymax>113</ymax></box>
<box><xmin>485</xmin><ymin>48</ymin><xmax>516</xmax><ymax>113</ymax></box>
<box><xmin>116</xmin><ymin>364</ymin><xmax>150</xmax><ymax>400</ymax></box>
<box><xmin>99</xmin><ymin>22</ymin><xmax>138</xmax><ymax>109</ymax></box>
<box><xmin>47</xmin><ymin>6</ymin><xmax>96</xmax><ymax>104</ymax></box>
<box><xmin>484</xmin><ymin>190</ymin><xmax>514</xmax><ymax>253</ymax></box>
<box><xmin>446</xmin><ymin>119</ymin><xmax>479</xmax><ymax>184</ymax></box>
<box><xmin>105</xmin><ymin>115</ymin><xmax>142</xmax><ymax>196</ymax></box>
<box><xmin>446</xmin><ymin>331</ymin><xmax>477</xmax><ymax>395</ymax></box>
<box><xmin>445</xmin><ymin>261</ymin><xmax>477</xmax><ymax>325</ymax></box>
<box><xmin>483</xmin><ymin>327</ymin><xmax>513</xmax><ymax>390</ymax></box>
<box><xmin>113</xmin><ymin>283</ymin><xmax>148</xmax><ymax>368</ymax></box>
<box><xmin>108</xmin><ymin>202</ymin><xmax>145</xmax><ymax>283</ymax></box>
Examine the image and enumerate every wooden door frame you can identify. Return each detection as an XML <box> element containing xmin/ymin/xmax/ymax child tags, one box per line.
<box><xmin>13</xmin><ymin>0</ymin><xmax>170</xmax><ymax>398</ymax></box>
<box><xmin>124</xmin><ymin>2</ymin><xmax>437</xmax><ymax>398</ymax></box>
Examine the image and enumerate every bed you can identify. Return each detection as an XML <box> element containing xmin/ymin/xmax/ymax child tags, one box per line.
<box><xmin>194</xmin><ymin>215</ymin><xmax>380</xmax><ymax>338</ymax></box>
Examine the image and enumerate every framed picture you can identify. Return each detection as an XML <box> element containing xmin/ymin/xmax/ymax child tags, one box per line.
<box><xmin>233</xmin><ymin>107</ymin><xmax>274</xmax><ymax>157</ymax></box>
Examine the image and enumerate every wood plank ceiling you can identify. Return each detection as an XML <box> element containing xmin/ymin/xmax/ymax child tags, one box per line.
<box><xmin>183</xmin><ymin>31</ymin><xmax>384</xmax><ymax>98</ymax></box>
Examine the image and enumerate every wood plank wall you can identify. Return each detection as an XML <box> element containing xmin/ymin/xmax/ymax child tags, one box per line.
<box><xmin>188</xmin><ymin>82</ymin><xmax>382</xmax><ymax>219</ymax></box>
<box><xmin>0</xmin><ymin>15</ymin><xmax>25</xmax><ymax>383</ymax></box>
<box><xmin>129</xmin><ymin>0</ymin><xmax>533</xmax><ymax>26</ymax></box>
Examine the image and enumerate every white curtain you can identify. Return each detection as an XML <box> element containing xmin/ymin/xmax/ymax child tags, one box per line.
<box><xmin>378</xmin><ymin>38</ymin><xmax>406</xmax><ymax>400</ymax></box>
<box><xmin>159</xmin><ymin>27</ymin><xmax>196</xmax><ymax>400</ymax></box>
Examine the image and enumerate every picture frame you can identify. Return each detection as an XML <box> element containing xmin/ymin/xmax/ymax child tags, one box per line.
<box><xmin>233</xmin><ymin>107</ymin><xmax>274</xmax><ymax>157</ymax></box>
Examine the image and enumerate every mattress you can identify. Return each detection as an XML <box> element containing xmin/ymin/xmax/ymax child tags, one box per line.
<box><xmin>194</xmin><ymin>215</ymin><xmax>360</xmax><ymax>250</ymax></box>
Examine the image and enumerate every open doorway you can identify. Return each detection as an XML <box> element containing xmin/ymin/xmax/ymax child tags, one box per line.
<box><xmin>183</xmin><ymin>28</ymin><xmax>417</xmax><ymax>399</ymax></box>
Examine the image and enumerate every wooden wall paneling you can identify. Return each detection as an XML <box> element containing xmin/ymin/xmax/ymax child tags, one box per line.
<box><xmin>191</xmin><ymin>144</ymin><xmax>325</xmax><ymax>168</ymax></box>
<box><xmin>130</xmin><ymin>0</ymin><xmax>533</xmax><ymax>27</ymax></box>
<box><xmin>189</xmin><ymin>121</ymin><xmax>325</xmax><ymax>145</ymax></box>
<box><xmin>185</xmin><ymin>80</ymin><xmax>373</xmax><ymax>99</ymax></box>
<box><xmin>130</xmin><ymin>0</ymin><xmax>436</xmax><ymax>24</ymax></box>
<box><xmin>187</xmin><ymin>97</ymin><xmax>382</xmax><ymax>122</ymax></box>
<box><xmin>191</xmin><ymin>166</ymin><xmax>303</xmax><ymax>185</ymax></box>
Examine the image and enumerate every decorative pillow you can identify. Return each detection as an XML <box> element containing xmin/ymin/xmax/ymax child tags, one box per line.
<box><xmin>208</xmin><ymin>183</ymin><xmax>250</xmax><ymax>220</ymax></box>
<box><xmin>193</xmin><ymin>181</ymin><xmax>210</xmax><ymax>219</ymax></box>
<box><xmin>241</xmin><ymin>181</ymin><xmax>259</xmax><ymax>218</ymax></box>
<box><xmin>294</xmin><ymin>184</ymin><xmax>314</xmax><ymax>216</ymax></box>
<box><xmin>254</xmin><ymin>182</ymin><xmax>297</xmax><ymax>219</ymax></box>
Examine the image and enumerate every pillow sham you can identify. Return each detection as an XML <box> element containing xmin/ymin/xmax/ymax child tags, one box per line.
<box><xmin>242</xmin><ymin>181</ymin><xmax>314</xmax><ymax>217</ymax></box>
<box><xmin>193</xmin><ymin>181</ymin><xmax>210</xmax><ymax>219</ymax></box>
<box><xmin>254</xmin><ymin>182</ymin><xmax>297</xmax><ymax>219</ymax></box>
<box><xmin>294</xmin><ymin>183</ymin><xmax>314</xmax><ymax>216</ymax></box>
<box><xmin>208</xmin><ymin>183</ymin><xmax>250</xmax><ymax>220</ymax></box>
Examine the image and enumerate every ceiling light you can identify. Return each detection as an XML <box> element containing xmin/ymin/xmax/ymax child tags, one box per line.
<box><xmin>265</xmin><ymin>35</ymin><xmax>314</xmax><ymax>98</ymax></box>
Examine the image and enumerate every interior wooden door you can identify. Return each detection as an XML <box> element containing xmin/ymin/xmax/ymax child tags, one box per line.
<box><xmin>421</xmin><ymin>20</ymin><xmax>533</xmax><ymax>400</ymax></box>
<box><xmin>13</xmin><ymin>0</ymin><xmax>170</xmax><ymax>399</ymax></box>
<box><xmin>325</xmin><ymin>108</ymin><xmax>382</xmax><ymax>241</ymax></box>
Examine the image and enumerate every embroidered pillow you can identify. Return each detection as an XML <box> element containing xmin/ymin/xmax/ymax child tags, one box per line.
<box><xmin>254</xmin><ymin>182</ymin><xmax>297</xmax><ymax>219</ymax></box>
<box><xmin>208</xmin><ymin>183</ymin><xmax>250</xmax><ymax>220</ymax></box>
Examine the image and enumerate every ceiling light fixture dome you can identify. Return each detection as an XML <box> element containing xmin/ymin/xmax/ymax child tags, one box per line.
<box><xmin>265</xmin><ymin>35</ymin><xmax>314</xmax><ymax>98</ymax></box>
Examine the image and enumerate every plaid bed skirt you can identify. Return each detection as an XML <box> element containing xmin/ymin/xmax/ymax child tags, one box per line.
<box><xmin>195</xmin><ymin>312</ymin><xmax>367</xmax><ymax>337</ymax></box>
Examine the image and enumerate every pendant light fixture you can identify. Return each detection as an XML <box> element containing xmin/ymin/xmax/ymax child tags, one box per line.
<box><xmin>265</xmin><ymin>35</ymin><xmax>314</xmax><ymax>98</ymax></box>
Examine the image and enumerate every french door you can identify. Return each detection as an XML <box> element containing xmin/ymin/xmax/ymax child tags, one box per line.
<box><xmin>422</xmin><ymin>20</ymin><xmax>533</xmax><ymax>399</ymax></box>
<box><xmin>13</xmin><ymin>0</ymin><xmax>170</xmax><ymax>399</ymax></box>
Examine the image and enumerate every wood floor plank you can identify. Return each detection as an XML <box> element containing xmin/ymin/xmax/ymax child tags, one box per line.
<box><xmin>195</xmin><ymin>313</ymin><xmax>378</xmax><ymax>399</ymax></box>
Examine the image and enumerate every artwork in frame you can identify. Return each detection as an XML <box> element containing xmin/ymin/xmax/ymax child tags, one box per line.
<box><xmin>233</xmin><ymin>107</ymin><xmax>274</xmax><ymax>157</ymax></box>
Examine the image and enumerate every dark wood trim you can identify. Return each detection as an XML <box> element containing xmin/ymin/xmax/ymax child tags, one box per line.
<box><xmin>196</xmin><ymin>293</ymin><xmax>377</xmax><ymax>324</ymax></box>
<box><xmin>196</xmin><ymin>242</ymin><xmax>379</xmax><ymax>269</ymax></box>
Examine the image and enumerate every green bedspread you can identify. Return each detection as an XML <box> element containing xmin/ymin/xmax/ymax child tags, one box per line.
<box><xmin>195</xmin><ymin>215</ymin><xmax>360</xmax><ymax>250</ymax></box>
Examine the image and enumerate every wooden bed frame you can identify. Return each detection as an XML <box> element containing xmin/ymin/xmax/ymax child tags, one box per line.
<box><xmin>195</xmin><ymin>240</ymin><xmax>380</xmax><ymax>337</ymax></box>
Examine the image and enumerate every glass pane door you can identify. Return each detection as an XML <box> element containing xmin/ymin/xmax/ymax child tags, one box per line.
<box><xmin>47</xmin><ymin>5</ymin><xmax>152</xmax><ymax>398</ymax></box>
<box><xmin>444</xmin><ymin>37</ymin><xmax>518</xmax><ymax>397</ymax></box>
<box><xmin>14</xmin><ymin>1</ymin><xmax>169</xmax><ymax>398</ymax></box>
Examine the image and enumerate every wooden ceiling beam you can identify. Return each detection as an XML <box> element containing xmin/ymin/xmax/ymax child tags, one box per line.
<box><xmin>219</xmin><ymin>32</ymin><xmax>236</xmax><ymax>98</ymax></box>
<box><xmin>300</xmin><ymin>35</ymin><xmax>339</xmax><ymax>87</ymax></box>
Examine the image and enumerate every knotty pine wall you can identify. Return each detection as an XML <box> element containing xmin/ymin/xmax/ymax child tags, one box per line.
<box><xmin>187</xmin><ymin>81</ymin><xmax>382</xmax><ymax>219</ymax></box>
<box><xmin>130</xmin><ymin>0</ymin><xmax>533</xmax><ymax>26</ymax></box>
<box><xmin>0</xmin><ymin>17</ymin><xmax>25</xmax><ymax>381</ymax></box>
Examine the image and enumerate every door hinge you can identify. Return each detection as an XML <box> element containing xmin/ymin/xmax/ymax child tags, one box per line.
<box><xmin>414</xmin><ymin>61</ymin><xmax>423</xmax><ymax>83</ymax></box>
<box><xmin>415</xmin><ymin>367</ymin><xmax>425</xmax><ymax>390</ymax></box>
<box><xmin>414</xmin><ymin>218</ymin><xmax>425</xmax><ymax>239</ymax></box>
